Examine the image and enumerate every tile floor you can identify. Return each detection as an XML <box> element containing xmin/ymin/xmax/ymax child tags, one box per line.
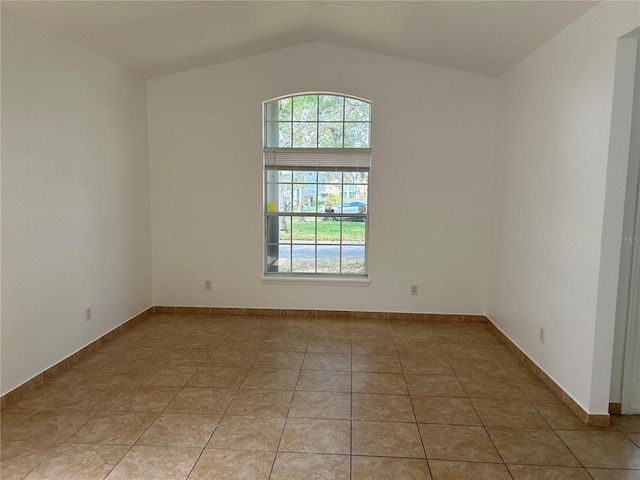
<box><xmin>2</xmin><ymin>313</ymin><xmax>640</xmax><ymax>479</ymax></box>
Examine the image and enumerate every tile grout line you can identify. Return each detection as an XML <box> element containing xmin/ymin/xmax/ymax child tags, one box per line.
<box><xmin>350</xmin><ymin>338</ymin><xmax>354</xmax><ymax>480</ymax></box>
<box><xmin>402</xmin><ymin>360</ymin><xmax>434</xmax><ymax>479</ymax></box>
<box><xmin>159</xmin><ymin>351</ymin><xmax>217</xmax><ymax>480</ymax></box>
<box><xmin>454</xmin><ymin>360</ymin><xmax>516</xmax><ymax>479</ymax></box>
<box><xmin>266</xmin><ymin>338</ymin><xmax>309</xmax><ymax>479</ymax></box>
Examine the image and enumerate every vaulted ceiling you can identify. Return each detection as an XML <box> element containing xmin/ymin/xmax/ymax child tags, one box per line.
<box><xmin>2</xmin><ymin>1</ymin><xmax>599</xmax><ymax>79</ymax></box>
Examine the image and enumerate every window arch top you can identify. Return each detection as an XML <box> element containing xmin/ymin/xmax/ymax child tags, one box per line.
<box><xmin>264</xmin><ymin>93</ymin><xmax>371</xmax><ymax>149</ymax></box>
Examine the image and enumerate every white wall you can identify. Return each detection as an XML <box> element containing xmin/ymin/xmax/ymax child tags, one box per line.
<box><xmin>1</xmin><ymin>10</ymin><xmax>152</xmax><ymax>395</ymax></box>
<box><xmin>489</xmin><ymin>1</ymin><xmax>640</xmax><ymax>414</ymax></box>
<box><xmin>147</xmin><ymin>42</ymin><xmax>497</xmax><ymax>314</ymax></box>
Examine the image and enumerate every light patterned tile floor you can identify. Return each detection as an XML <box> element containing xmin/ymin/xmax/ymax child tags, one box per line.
<box><xmin>2</xmin><ymin>313</ymin><xmax>640</xmax><ymax>479</ymax></box>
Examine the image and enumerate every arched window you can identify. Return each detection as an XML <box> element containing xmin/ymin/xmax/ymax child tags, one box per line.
<box><xmin>263</xmin><ymin>93</ymin><xmax>372</xmax><ymax>276</ymax></box>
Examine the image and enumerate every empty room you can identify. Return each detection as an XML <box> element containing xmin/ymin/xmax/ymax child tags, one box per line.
<box><xmin>2</xmin><ymin>1</ymin><xmax>640</xmax><ymax>479</ymax></box>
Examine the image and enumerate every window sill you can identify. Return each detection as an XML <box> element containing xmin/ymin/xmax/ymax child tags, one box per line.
<box><xmin>261</xmin><ymin>275</ymin><xmax>370</xmax><ymax>287</ymax></box>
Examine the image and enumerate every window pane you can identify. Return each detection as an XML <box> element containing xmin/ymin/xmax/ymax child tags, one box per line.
<box><xmin>342</xmin><ymin>184</ymin><xmax>368</xmax><ymax>203</ymax></box>
<box><xmin>317</xmin><ymin>219</ymin><xmax>341</xmax><ymax>242</ymax></box>
<box><xmin>292</xmin><ymin>122</ymin><xmax>317</xmax><ymax>148</ymax></box>
<box><xmin>344</xmin><ymin>122</ymin><xmax>370</xmax><ymax>148</ymax></box>
<box><xmin>266</xmin><ymin>216</ymin><xmax>280</xmax><ymax>249</ymax></box>
<box><xmin>265</xmin><ymin>101</ymin><xmax>279</xmax><ymax>121</ymax></box>
<box><xmin>342</xmin><ymin>171</ymin><xmax>368</xmax><ymax>185</ymax></box>
<box><xmin>292</xmin><ymin>244</ymin><xmax>316</xmax><ymax>272</ymax></box>
<box><xmin>319</xmin><ymin>187</ymin><xmax>342</xmax><ymax>217</ymax></box>
<box><xmin>343</xmin><ymin>203</ymin><xmax>367</xmax><ymax>217</ymax></box>
<box><xmin>264</xmin><ymin>121</ymin><xmax>292</xmax><ymax>148</ymax></box>
<box><xmin>280</xmin><ymin>216</ymin><xmax>293</xmax><ymax>238</ymax></box>
<box><xmin>319</xmin><ymin>185</ymin><xmax>342</xmax><ymax>215</ymax></box>
<box><xmin>318</xmin><ymin>172</ymin><xmax>342</xmax><ymax>184</ymax></box>
<box><xmin>279</xmin><ymin>97</ymin><xmax>292</xmax><ymax>121</ymax></box>
<box><xmin>278</xmin><ymin>122</ymin><xmax>292</xmax><ymax>147</ymax></box>
<box><xmin>318</xmin><ymin>199</ymin><xmax>330</xmax><ymax>214</ymax></box>
<box><xmin>317</xmin><ymin>245</ymin><xmax>341</xmax><ymax>273</ymax></box>
<box><xmin>265</xmin><ymin>169</ymin><xmax>278</xmax><ymax>183</ymax></box>
<box><xmin>293</xmin><ymin>95</ymin><xmax>318</xmax><ymax>121</ymax></box>
<box><xmin>266</xmin><ymin>183</ymin><xmax>291</xmax><ymax>212</ymax></box>
<box><xmin>278</xmin><ymin>170</ymin><xmax>292</xmax><ymax>182</ymax></box>
<box><xmin>267</xmin><ymin>243</ymin><xmax>291</xmax><ymax>273</ymax></box>
<box><xmin>293</xmin><ymin>171</ymin><xmax>317</xmax><ymax>183</ymax></box>
<box><xmin>345</xmin><ymin>97</ymin><xmax>370</xmax><ymax>121</ymax></box>
<box><xmin>309</xmin><ymin>187</ymin><xmax>319</xmax><ymax>212</ymax></box>
<box><xmin>319</xmin><ymin>95</ymin><xmax>344</xmax><ymax>121</ymax></box>
<box><xmin>264</xmin><ymin>121</ymin><xmax>277</xmax><ymax>147</ymax></box>
<box><xmin>292</xmin><ymin>217</ymin><xmax>316</xmax><ymax>242</ymax></box>
<box><xmin>266</xmin><ymin>214</ymin><xmax>292</xmax><ymax>273</ymax></box>
<box><xmin>342</xmin><ymin>185</ymin><xmax>356</xmax><ymax>201</ymax></box>
<box><xmin>270</xmin><ymin>216</ymin><xmax>292</xmax><ymax>241</ymax></box>
<box><xmin>341</xmin><ymin>217</ymin><xmax>366</xmax><ymax>243</ymax></box>
<box><xmin>342</xmin><ymin>245</ymin><xmax>366</xmax><ymax>274</ymax></box>
<box><xmin>291</xmin><ymin>185</ymin><xmax>316</xmax><ymax>212</ymax></box>
<box><xmin>318</xmin><ymin>122</ymin><xmax>344</xmax><ymax>148</ymax></box>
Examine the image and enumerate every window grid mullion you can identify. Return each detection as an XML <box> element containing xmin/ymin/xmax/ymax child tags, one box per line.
<box><xmin>316</xmin><ymin>94</ymin><xmax>320</xmax><ymax>149</ymax></box>
<box><xmin>342</xmin><ymin>98</ymin><xmax>346</xmax><ymax>148</ymax></box>
<box><xmin>315</xmin><ymin>215</ymin><xmax>318</xmax><ymax>274</ymax></box>
<box><xmin>289</xmin><ymin>214</ymin><xmax>293</xmax><ymax>272</ymax></box>
<box><xmin>289</xmin><ymin>174</ymin><xmax>294</xmax><ymax>272</ymax></box>
<box><xmin>339</xmin><ymin>173</ymin><xmax>343</xmax><ymax>274</ymax></box>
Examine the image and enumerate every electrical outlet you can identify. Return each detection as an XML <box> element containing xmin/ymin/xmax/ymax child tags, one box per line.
<box><xmin>204</xmin><ymin>280</ymin><xmax>212</xmax><ymax>291</ymax></box>
<box><xmin>85</xmin><ymin>307</ymin><xmax>92</xmax><ymax>322</ymax></box>
<box><xmin>410</xmin><ymin>284</ymin><xmax>418</xmax><ymax>296</ymax></box>
<box><xmin>539</xmin><ymin>327</ymin><xmax>545</xmax><ymax>343</ymax></box>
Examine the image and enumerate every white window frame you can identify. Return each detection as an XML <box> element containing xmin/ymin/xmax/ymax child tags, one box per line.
<box><xmin>262</xmin><ymin>92</ymin><xmax>372</xmax><ymax>279</ymax></box>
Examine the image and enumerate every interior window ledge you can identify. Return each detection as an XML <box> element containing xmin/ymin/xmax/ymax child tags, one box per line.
<box><xmin>261</xmin><ymin>275</ymin><xmax>370</xmax><ymax>286</ymax></box>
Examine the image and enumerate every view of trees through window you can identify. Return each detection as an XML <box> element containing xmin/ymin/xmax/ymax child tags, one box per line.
<box><xmin>265</xmin><ymin>94</ymin><xmax>370</xmax><ymax>149</ymax></box>
<box><xmin>264</xmin><ymin>94</ymin><xmax>371</xmax><ymax>275</ymax></box>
